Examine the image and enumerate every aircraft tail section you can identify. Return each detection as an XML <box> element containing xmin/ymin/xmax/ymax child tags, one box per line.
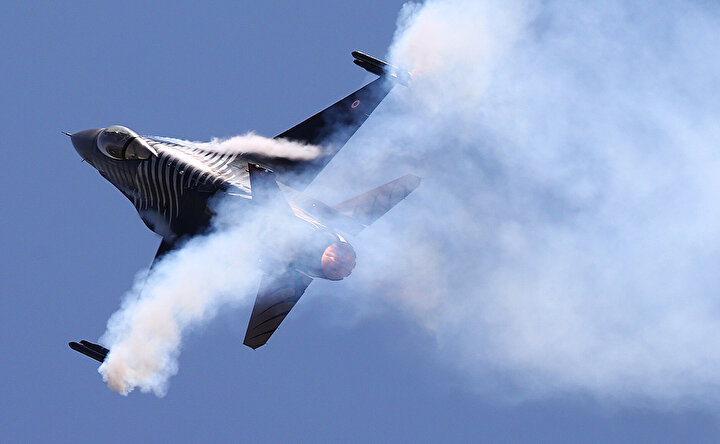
<box><xmin>249</xmin><ymin>163</ymin><xmax>298</xmax><ymax>220</ymax></box>
<box><xmin>333</xmin><ymin>174</ymin><xmax>421</xmax><ymax>231</ymax></box>
<box><xmin>249</xmin><ymin>164</ymin><xmax>283</xmax><ymax>202</ymax></box>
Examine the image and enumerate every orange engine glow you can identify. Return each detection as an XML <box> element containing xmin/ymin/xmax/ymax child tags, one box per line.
<box><xmin>321</xmin><ymin>243</ymin><xmax>356</xmax><ymax>280</ymax></box>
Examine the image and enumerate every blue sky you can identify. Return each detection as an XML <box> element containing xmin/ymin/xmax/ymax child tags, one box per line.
<box><xmin>2</xmin><ymin>1</ymin><xmax>720</xmax><ymax>442</ymax></box>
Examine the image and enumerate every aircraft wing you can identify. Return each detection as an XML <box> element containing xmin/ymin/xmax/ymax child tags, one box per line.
<box><xmin>268</xmin><ymin>52</ymin><xmax>399</xmax><ymax>190</ymax></box>
<box><xmin>244</xmin><ymin>270</ymin><xmax>313</xmax><ymax>349</ymax></box>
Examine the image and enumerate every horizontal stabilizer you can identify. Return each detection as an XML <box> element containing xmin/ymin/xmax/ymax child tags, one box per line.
<box><xmin>333</xmin><ymin>174</ymin><xmax>421</xmax><ymax>229</ymax></box>
<box><xmin>279</xmin><ymin>183</ymin><xmax>367</xmax><ymax>235</ymax></box>
<box><xmin>69</xmin><ymin>340</ymin><xmax>109</xmax><ymax>363</ymax></box>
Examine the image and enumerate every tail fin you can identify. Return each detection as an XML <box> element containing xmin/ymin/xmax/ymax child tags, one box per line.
<box><xmin>333</xmin><ymin>174</ymin><xmax>421</xmax><ymax>231</ymax></box>
<box><xmin>249</xmin><ymin>163</ymin><xmax>298</xmax><ymax>219</ymax></box>
<box><xmin>249</xmin><ymin>164</ymin><xmax>283</xmax><ymax>202</ymax></box>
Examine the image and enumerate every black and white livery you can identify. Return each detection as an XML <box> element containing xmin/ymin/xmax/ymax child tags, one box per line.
<box><xmin>68</xmin><ymin>51</ymin><xmax>420</xmax><ymax>361</ymax></box>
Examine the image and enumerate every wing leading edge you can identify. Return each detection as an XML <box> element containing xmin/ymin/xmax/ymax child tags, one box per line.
<box><xmin>269</xmin><ymin>51</ymin><xmax>403</xmax><ymax>190</ymax></box>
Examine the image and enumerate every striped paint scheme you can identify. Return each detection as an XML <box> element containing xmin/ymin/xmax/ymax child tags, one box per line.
<box><xmin>93</xmin><ymin>136</ymin><xmax>252</xmax><ymax>237</ymax></box>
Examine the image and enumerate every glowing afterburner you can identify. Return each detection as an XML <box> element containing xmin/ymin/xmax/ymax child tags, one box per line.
<box><xmin>321</xmin><ymin>242</ymin><xmax>357</xmax><ymax>280</ymax></box>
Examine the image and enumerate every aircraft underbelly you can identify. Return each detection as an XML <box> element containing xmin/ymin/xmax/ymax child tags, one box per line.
<box><xmin>137</xmin><ymin>208</ymin><xmax>174</xmax><ymax>238</ymax></box>
<box><xmin>136</xmin><ymin>189</ymin><xmax>216</xmax><ymax>239</ymax></box>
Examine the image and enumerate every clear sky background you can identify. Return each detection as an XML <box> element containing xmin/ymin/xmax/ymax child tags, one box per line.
<box><xmin>2</xmin><ymin>1</ymin><xmax>720</xmax><ymax>442</ymax></box>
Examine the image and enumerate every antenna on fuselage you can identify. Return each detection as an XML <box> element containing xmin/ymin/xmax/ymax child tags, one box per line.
<box><xmin>62</xmin><ymin>131</ymin><xmax>72</xmax><ymax>137</ymax></box>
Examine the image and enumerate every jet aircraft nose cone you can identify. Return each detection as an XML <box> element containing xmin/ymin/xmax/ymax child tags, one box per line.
<box><xmin>70</xmin><ymin>128</ymin><xmax>102</xmax><ymax>161</ymax></box>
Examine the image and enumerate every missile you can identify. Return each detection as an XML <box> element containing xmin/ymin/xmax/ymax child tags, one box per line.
<box><xmin>351</xmin><ymin>51</ymin><xmax>411</xmax><ymax>85</ymax></box>
<box><xmin>69</xmin><ymin>340</ymin><xmax>109</xmax><ymax>363</ymax></box>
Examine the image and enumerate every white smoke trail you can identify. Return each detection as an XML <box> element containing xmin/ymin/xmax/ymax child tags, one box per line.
<box><xmin>97</xmin><ymin>147</ymin><xmax>310</xmax><ymax>395</ymax></box>
<box><xmin>154</xmin><ymin>132</ymin><xmax>321</xmax><ymax>160</ymax></box>
<box><xmin>329</xmin><ymin>0</ymin><xmax>720</xmax><ymax>404</ymax></box>
<box><xmin>97</xmin><ymin>0</ymin><xmax>720</xmax><ymax>404</ymax></box>
<box><xmin>98</xmin><ymin>211</ymin><xmax>257</xmax><ymax>395</ymax></box>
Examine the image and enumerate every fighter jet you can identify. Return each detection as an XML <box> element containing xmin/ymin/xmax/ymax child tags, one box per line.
<box><xmin>68</xmin><ymin>51</ymin><xmax>420</xmax><ymax>362</ymax></box>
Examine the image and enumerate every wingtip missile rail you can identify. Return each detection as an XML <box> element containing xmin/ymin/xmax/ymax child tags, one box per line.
<box><xmin>69</xmin><ymin>340</ymin><xmax>109</xmax><ymax>363</ymax></box>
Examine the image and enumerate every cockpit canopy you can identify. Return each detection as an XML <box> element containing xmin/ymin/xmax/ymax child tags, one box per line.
<box><xmin>96</xmin><ymin>126</ymin><xmax>157</xmax><ymax>160</ymax></box>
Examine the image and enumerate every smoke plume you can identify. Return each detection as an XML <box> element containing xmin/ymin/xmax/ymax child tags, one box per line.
<box><xmin>338</xmin><ymin>0</ymin><xmax>720</xmax><ymax>404</ymax></box>
<box><xmin>98</xmin><ymin>211</ymin><xmax>254</xmax><ymax>395</ymax></box>
<box><xmin>98</xmin><ymin>196</ymin><xmax>310</xmax><ymax>395</ymax></box>
<box><xmin>99</xmin><ymin>0</ymin><xmax>720</xmax><ymax>404</ymax></box>
<box><xmin>153</xmin><ymin>132</ymin><xmax>322</xmax><ymax>160</ymax></box>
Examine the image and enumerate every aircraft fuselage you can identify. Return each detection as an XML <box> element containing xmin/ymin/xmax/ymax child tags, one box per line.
<box><xmin>71</xmin><ymin>127</ymin><xmax>252</xmax><ymax>239</ymax></box>
<box><xmin>67</xmin><ymin>50</ymin><xmax>418</xmax><ymax>353</ymax></box>
<box><xmin>69</xmin><ymin>126</ymin><xmax>356</xmax><ymax>280</ymax></box>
